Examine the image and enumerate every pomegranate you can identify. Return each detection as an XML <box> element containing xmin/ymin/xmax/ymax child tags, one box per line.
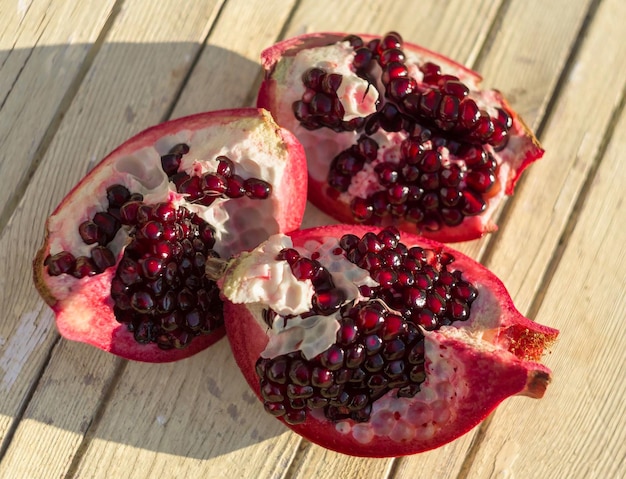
<box><xmin>258</xmin><ymin>32</ymin><xmax>544</xmax><ymax>242</ymax></box>
<box><xmin>220</xmin><ymin>224</ymin><xmax>558</xmax><ymax>456</ymax></box>
<box><xmin>33</xmin><ymin>109</ymin><xmax>307</xmax><ymax>362</ymax></box>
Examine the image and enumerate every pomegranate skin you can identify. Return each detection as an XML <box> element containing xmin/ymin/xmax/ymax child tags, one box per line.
<box><xmin>223</xmin><ymin>224</ymin><xmax>558</xmax><ymax>457</ymax></box>
<box><xmin>258</xmin><ymin>33</ymin><xmax>544</xmax><ymax>243</ymax></box>
<box><xmin>34</xmin><ymin>109</ymin><xmax>307</xmax><ymax>363</ymax></box>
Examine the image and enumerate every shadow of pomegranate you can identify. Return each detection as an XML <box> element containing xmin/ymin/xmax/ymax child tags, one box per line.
<box><xmin>0</xmin><ymin>40</ymin><xmax>290</xmax><ymax>462</ymax></box>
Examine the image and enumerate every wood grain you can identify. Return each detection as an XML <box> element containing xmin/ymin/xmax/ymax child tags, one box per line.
<box><xmin>0</xmin><ymin>0</ymin><xmax>622</xmax><ymax>478</ymax></box>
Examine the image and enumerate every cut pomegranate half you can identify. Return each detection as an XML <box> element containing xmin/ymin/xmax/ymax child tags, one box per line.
<box><xmin>33</xmin><ymin>109</ymin><xmax>307</xmax><ymax>362</ymax></box>
<box><xmin>221</xmin><ymin>224</ymin><xmax>558</xmax><ymax>456</ymax></box>
<box><xmin>258</xmin><ymin>32</ymin><xmax>543</xmax><ymax>242</ymax></box>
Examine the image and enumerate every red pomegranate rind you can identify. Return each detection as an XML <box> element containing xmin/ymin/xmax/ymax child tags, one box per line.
<box><xmin>33</xmin><ymin>109</ymin><xmax>307</xmax><ymax>362</ymax></box>
<box><xmin>223</xmin><ymin>224</ymin><xmax>557</xmax><ymax>456</ymax></box>
<box><xmin>258</xmin><ymin>33</ymin><xmax>544</xmax><ymax>243</ymax></box>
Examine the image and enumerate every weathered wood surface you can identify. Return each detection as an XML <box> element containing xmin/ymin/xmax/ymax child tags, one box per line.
<box><xmin>0</xmin><ymin>0</ymin><xmax>623</xmax><ymax>478</ymax></box>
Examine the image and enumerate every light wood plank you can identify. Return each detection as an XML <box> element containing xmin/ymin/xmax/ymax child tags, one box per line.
<box><xmin>0</xmin><ymin>340</ymin><xmax>119</xmax><ymax>479</ymax></box>
<box><xmin>65</xmin><ymin>1</ymin><xmax>305</xmax><ymax>477</ymax></box>
<box><xmin>73</xmin><ymin>341</ymin><xmax>298</xmax><ymax>479</ymax></box>
<box><xmin>0</xmin><ymin>0</ymin><xmax>117</xmax><ymax>219</ymax></box>
<box><xmin>0</xmin><ymin>0</ymin><xmax>223</xmax><ymax>471</ymax></box>
<box><xmin>452</xmin><ymin>0</ymin><xmax>596</xmax><ymax>261</ymax></box>
<box><xmin>0</xmin><ymin>0</ymin><xmax>117</xmax><ymax>448</ymax></box>
<box><xmin>173</xmin><ymin>0</ymin><xmax>298</xmax><ymax>116</ymax></box>
<box><xmin>477</xmin><ymin>0</ymin><xmax>626</xmax><ymax>314</ymax></box>
<box><xmin>461</xmin><ymin>57</ymin><xmax>626</xmax><ymax>479</ymax></box>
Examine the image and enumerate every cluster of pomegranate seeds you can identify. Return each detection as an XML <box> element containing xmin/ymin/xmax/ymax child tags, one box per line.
<box><xmin>44</xmin><ymin>184</ymin><xmax>141</xmax><ymax>278</ymax></box>
<box><xmin>294</xmin><ymin>32</ymin><xmax>514</xmax><ymax>232</ymax></box>
<box><xmin>44</xmin><ymin>143</ymin><xmax>274</xmax><ymax>349</ymax></box>
<box><xmin>256</xmin><ymin>227</ymin><xmax>478</xmax><ymax>424</ymax></box>
<box><xmin>292</xmin><ymin>68</ymin><xmax>366</xmax><ymax>132</ymax></box>
<box><xmin>111</xmin><ymin>202</ymin><xmax>222</xmax><ymax>349</ymax></box>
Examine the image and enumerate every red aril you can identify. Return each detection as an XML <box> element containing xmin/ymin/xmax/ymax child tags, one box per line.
<box><xmin>258</xmin><ymin>32</ymin><xmax>544</xmax><ymax>242</ymax></box>
<box><xmin>220</xmin><ymin>224</ymin><xmax>558</xmax><ymax>456</ymax></box>
<box><xmin>33</xmin><ymin>109</ymin><xmax>307</xmax><ymax>362</ymax></box>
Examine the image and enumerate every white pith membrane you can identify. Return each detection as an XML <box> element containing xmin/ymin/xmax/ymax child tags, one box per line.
<box><xmin>267</xmin><ymin>37</ymin><xmax>535</xmax><ymax>228</ymax></box>
<box><xmin>222</xmin><ymin>232</ymin><xmax>510</xmax><ymax>444</ymax></box>
<box><xmin>44</xmin><ymin>116</ymin><xmax>290</xmax><ymax>303</ymax></box>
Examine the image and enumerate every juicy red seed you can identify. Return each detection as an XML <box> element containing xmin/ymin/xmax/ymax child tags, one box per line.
<box><xmin>353</xmin><ymin>47</ymin><xmax>373</xmax><ymax>70</ymax></box>
<box><xmin>379</xmin><ymin>103</ymin><xmax>404</xmax><ymax>132</ymax></box>
<box><xmin>334</xmin><ymin>149</ymin><xmax>365</xmax><ymax>175</ymax></box>
<box><xmin>459</xmin><ymin>98</ymin><xmax>480</xmax><ymax>128</ymax></box>
<box><xmin>322</xmin><ymin>73</ymin><xmax>343</xmax><ymax>94</ymax></box>
<box><xmin>420</xmin><ymin>89</ymin><xmax>442</xmax><ymax>116</ymax></box>
<box><xmin>226</xmin><ymin>175</ymin><xmax>246</xmax><ymax>198</ymax></box>
<box><xmin>380</xmin><ymin>48</ymin><xmax>405</xmax><ymax>67</ymax></box>
<box><xmin>357</xmin><ymin>232</ymin><xmax>383</xmax><ymax>254</ymax></box>
<box><xmin>441</xmin><ymin>208</ymin><xmax>464</xmax><ymax>226</ymax></box>
<box><xmin>356</xmin><ymin>307</ymin><xmax>384</xmax><ymax>333</ymax></box>
<box><xmin>381</xmin><ymin>31</ymin><xmax>403</xmax><ymax>51</ymax></box>
<box><xmin>72</xmin><ymin>256</ymin><xmax>97</xmax><ymax>278</ymax></box>
<box><xmin>438</xmin><ymin>95</ymin><xmax>460</xmax><ymax>123</ymax></box>
<box><xmin>313</xmin><ymin>288</ymin><xmax>346</xmax><ymax>314</ymax></box>
<box><xmin>372</xmin><ymin>267</ymin><xmax>397</xmax><ymax>287</ymax></box>
<box><xmin>214</xmin><ymin>156</ymin><xmax>234</xmax><ymax>177</ymax></box>
<box><xmin>466</xmin><ymin>169</ymin><xmax>496</xmax><ymax>192</ymax></box>
<box><xmin>357</xmin><ymin>136</ymin><xmax>379</xmax><ymax>161</ymax></box>
<box><xmin>93</xmin><ymin>212</ymin><xmax>120</xmax><ymax>242</ymax></box>
<box><xmin>291</xmin><ymin>257</ymin><xmax>320</xmax><ymax>280</ymax></box>
<box><xmin>106</xmin><ymin>184</ymin><xmax>131</xmax><ymax>207</ymax></box>
<box><xmin>303</xmin><ymin>68</ymin><xmax>326</xmax><ymax>89</ymax></box>
<box><xmin>45</xmin><ymin>251</ymin><xmax>76</xmax><ymax>276</ymax></box>
<box><xmin>201</xmin><ymin>173</ymin><xmax>228</xmax><ymax>196</ymax></box>
<box><xmin>351</xmin><ymin>197</ymin><xmax>374</xmax><ymax>222</ymax></box>
<box><xmin>78</xmin><ymin>221</ymin><xmax>102</xmax><ymax>245</ymax></box>
<box><xmin>91</xmin><ymin>246</ymin><xmax>115</xmax><ymax>271</ymax></box>
<box><xmin>120</xmin><ymin>201</ymin><xmax>143</xmax><ymax>225</ymax></box>
<box><xmin>328</xmin><ymin>170</ymin><xmax>351</xmax><ymax>192</ymax></box>
<box><xmin>388</xmin><ymin>77</ymin><xmax>416</xmax><ymax>100</ymax></box>
<box><xmin>375</xmin><ymin>163</ymin><xmax>399</xmax><ymax>185</ymax></box>
<box><xmin>440</xmin><ymin>164</ymin><xmax>464</xmax><ymax>187</ymax></box>
<box><xmin>462</xmin><ymin>190</ymin><xmax>487</xmax><ymax>216</ymax></box>
<box><xmin>420</xmin><ymin>61</ymin><xmax>441</xmax><ymax>77</ymax></box>
<box><xmin>442</xmin><ymin>80</ymin><xmax>469</xmax><ymax>98</ymax></box>
<box><xmin>472</xmin><ymin>114</ymin><xmax>495</xmax><ymax>141</ymax></box>
<box><xmin>244</xmin><ymin>178</ymin><xmax>272</xmax><ymax>199</ymax></box>
<box><xmin>141</xmin><ymin>221</ymin><xmax>164</xmax><ymax>240</ymax></box>
<box><xmin>419</xmin><ymin>150</ymin><xmax>442</xmax><ymax>173</ymax></box>
<box><xmin>180</xmin><ymin>175</ymin><xmax>204</xmax><ymax>199</ymax></box>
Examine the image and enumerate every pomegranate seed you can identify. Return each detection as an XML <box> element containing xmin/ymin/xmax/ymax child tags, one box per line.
<box><xmin>45</xmin><ymin>251</ymin><xmax>76</xmax><ymax>276</ymax></box>
<box><xmin>244</xmin><ymin>178</ymin><xmax>272</xmax><ymax>199</ymax></box>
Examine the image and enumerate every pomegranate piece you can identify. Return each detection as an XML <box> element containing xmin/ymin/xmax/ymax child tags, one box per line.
<box><xmin>33</xmin><ymin>109</ymin><xmax>307</xmax><ymax>362</ymax></box>
<box><xmin>258</xmin><ymin>32</ymin><xmax>544</xmax><ymax>242</ymax></box>
<box><xmin>220</xmin><ymin>224</ymin><xmax>558</xmax><ymax>456</ymax></box>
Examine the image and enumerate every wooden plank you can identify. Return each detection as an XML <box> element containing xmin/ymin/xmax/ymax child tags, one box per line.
<box><xmin>0</xmin><ymin>341</ymin><xmax>120</xmax><ymax>479</ymax></box>
<box><xmin>0</xmin><ymin>0</ymin><xmax>117</xmax><ymax>220</ymax></box>
<box><xmin>0</xmin><ymin>0</ymin><xmax>117</xmax><ymax>448</ymax></box>
<box><xmin>461</xmin><ymin>53</ymin><xmax>626</xmax><ymax>479</ymax></box>
<box><xmin>173</xmin><ymin>0</ymin><xmax>298</xmax><ymax>116</ymax></box>
<box><xmin>63</xmin><ymin>2</ymin><xmax>304</xmax><ymax>478</ymax></box>
<box><xmin>477</xmin><ymin>0</ymin><xmax>626</xmax><ymax>314</ymax></box>
<box><xmin>73</xmin><ymin>341</ymin><xmax>298</xmax><ymax>479</ymax></box>
<box><xmin>0</xmin><ymin>0</ymin><xmax>223</xmax><ymax>472</ymax></box>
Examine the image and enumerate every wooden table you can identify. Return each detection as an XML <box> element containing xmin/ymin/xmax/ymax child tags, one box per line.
<box><xmin>1</xmin><ymin>1</ymin><xmax>624</xmax><ymax>478</ymax></box>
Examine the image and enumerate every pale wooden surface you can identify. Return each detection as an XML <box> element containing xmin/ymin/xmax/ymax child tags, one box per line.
<box><xmin>0</xmin><ymin>0</ymin><xmax>624</xmax><ymax>478</ymax></box>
